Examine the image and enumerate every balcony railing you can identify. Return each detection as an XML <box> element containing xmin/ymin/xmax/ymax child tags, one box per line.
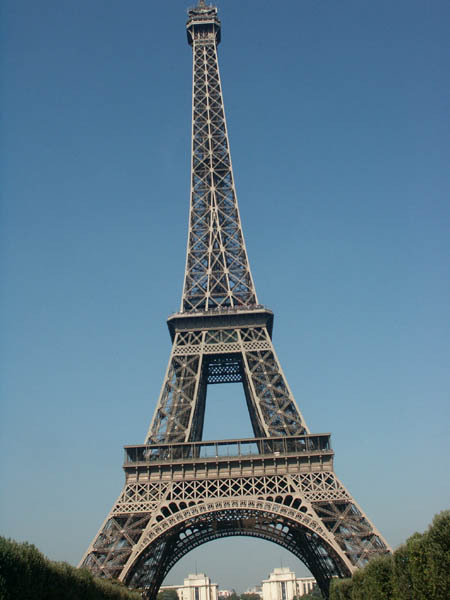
<box><xmin>168</xmin><ymin>304</ymin><xmax>271</xmax><ymax>320</ymax></box>
<box><xmin>124</xmin><ymin>434</ymin><xmax>332</xmax><ymax>466</ymax></box>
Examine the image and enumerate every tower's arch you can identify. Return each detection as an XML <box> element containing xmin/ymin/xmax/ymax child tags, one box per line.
<box><xmin>81</xmin><ymin>436</ymin><xmax>389</xmax><ymax>599</ymax></box>
<box><xmin>123</xmin><ymin>503</ymin><xmax>353</xmax><ymax>599</ymax></box>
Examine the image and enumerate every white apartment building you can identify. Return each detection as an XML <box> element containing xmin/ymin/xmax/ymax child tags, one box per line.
<box><xmin>261</xmin><ymin>568</ymin><xmax>316</xmax><ymax>600</ymax></box>
<box><xmin>295</xmin><ymin>577</ymin><xmax>316</xmax><ymax>597</ymax></box>
<box><xmin>161</xmin><ymin>573</ymin><xmax>218</xmax><ymax>600</ymax></box>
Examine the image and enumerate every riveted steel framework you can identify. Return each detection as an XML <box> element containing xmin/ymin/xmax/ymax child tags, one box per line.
<box><xmin>80</xmin><ymin>3</ymin><xmax>390</xmax><ymax>598</ymax></box>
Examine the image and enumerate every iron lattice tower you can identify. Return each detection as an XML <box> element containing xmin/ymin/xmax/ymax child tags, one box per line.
<box><xmin>80</xmin><ymin>3</ymin><xmax>390</xmax><ymax>597</ymax></box>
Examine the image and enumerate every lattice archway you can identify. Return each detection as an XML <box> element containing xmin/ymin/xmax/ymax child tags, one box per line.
<box><xmin>123</xmin><ymin>503</ymin><xmax>353</xmax><ymax>599</ymax></box>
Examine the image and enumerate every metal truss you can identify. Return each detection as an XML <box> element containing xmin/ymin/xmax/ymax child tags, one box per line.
<box><xmin>145</xmin><ymin>323</ymin><xmax>308</xmax><ymax>444</ymax></box>
<box><xmin>182</xmin><ymin>2</ymin><xmax>257</xmax><ymax>312</ymax></box>
<box><xmin>80</xmin><ymin>3</ymin><xmax>391</xmax><ymax>598</ymax></box>
<box><xmin>80</xmin><ymin>439</ymin><xmax>389</xmax><ymax>598</ymax></box>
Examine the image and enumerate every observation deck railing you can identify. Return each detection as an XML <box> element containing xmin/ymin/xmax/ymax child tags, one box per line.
<box><xmin>166</xmin><ymin>304</ymin><xmax>275</xmax><ymax>339</ymax></box>
<box><xmin>124</xmin><ymin>434</ymin><xmax>332</xmax><ymax>466</ymax></box>
<box><xmin>168</xmin><ymin>304</ymin><xmax>270</xmax><ymax>320</ymax></box>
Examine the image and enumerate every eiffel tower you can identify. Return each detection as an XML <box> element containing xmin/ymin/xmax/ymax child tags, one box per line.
<box><xmin>80</xmin><ymin>2</ymin><xmax>390</xmax><ymax>597</ymax></box>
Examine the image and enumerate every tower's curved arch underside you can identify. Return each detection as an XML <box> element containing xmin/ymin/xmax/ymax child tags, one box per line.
<box><xmin>125</xmin><ymin>506</ymin><xmax>352</xmax><ymax>598</ymax></box>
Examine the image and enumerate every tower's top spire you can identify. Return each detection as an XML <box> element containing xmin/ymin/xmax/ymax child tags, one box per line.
<box><xmin>187</xmin><ymin>1</ymin><xmax>221</xmax><ymax>46</ymax></box>
<box><xmin>196</xmin><ymin>0</ymin><xmax>213</xmax><ymax>9</ymax></box>
<box><xmin>189</xmin><ymin>0</ymin><xmax>216</xmax><ymax>14</ymax></box>
<box><xmin>182</xmin><ymin>1</ymin><xmax>257</xmax><ymax>313</ymax></box>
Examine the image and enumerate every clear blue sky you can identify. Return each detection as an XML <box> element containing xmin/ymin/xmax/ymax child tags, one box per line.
<box><xmin>1</xmin><ymin>0</ymin><xmax>449</xmax><ymax>593</ymax></box>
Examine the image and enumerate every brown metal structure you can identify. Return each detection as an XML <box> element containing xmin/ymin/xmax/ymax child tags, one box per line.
<box><xmin>80</xmin><ymin>3</ymin><xmax>390</xmax><ymax>597</ymax></box>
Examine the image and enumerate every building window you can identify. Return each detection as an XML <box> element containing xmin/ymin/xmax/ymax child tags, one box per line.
<box><xmin>195</xmin><ymin>588</ymin><xmax>200</xmax><ymax>600</ymax></box>
<box><xmin>281</xmin><ymin>582</ymin><xmax>286</xmax><ymax>600</ymax></box>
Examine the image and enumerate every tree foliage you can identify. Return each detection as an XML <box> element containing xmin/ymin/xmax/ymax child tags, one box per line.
<box><xmin>329</xmin><ymin>510</ymin><xmax>449</xmax><ymax>600</ymax></box>
<box><xmin>297</xmin><ymin>585</ymin><xmax>324</xmax><ymax>599</ymax></box>
<box><xmin>158</xmin><ymin>590</ymin><xmax>179</xmax><ymax>600</ymax></box>
<box><xmin>2</xmin><ymin>511</ymin><xmax>448</xmax><ymax>600</ymax></box>
<box><xmin>361</xmin><ymin>554</ymin><xmax>393</xmax><ymax>600</ymax></box>
<box><xmin>425</xmin><ymin>511</ymin><xmax>450</xmax><ymax>600</ymax></box>
<box><xmin>329</xmin><ymin>578</ymin><xmax>352</xmax><ymax>600</ymax></box>
<box><xmin>0</xmin><ymin>536</ymin><xmax>141</xmax><ymax>600</ymax></box>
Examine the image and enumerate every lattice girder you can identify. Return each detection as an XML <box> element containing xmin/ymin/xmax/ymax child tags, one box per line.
<box><xmin>80</xmin><ymin>445</ymin><xmax>389</xmax><ymax>598</ymax></box>
<box><xmin>126</xmin><ymin>507</ymin><xmax>349</xmax><ymax>598</ymax></box>
<box><xmin>182</xmin><ymin>12</ymin><xmax>257</xmax><ymax>312</ymax></box>
<box><xmin>145</xmin><ymin>323</ymin><xmax>308</xmax><ymax>444</ymax></box>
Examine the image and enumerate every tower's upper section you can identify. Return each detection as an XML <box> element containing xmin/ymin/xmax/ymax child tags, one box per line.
<box><xmin>187</xmin><ymin>1</ymin><xmax>221</xmax><ymax>46</ymax></box>
<box><xmin>181</xmin><ymin>2</ymin><xmax>258</xmax><ymax>313</ymax></box>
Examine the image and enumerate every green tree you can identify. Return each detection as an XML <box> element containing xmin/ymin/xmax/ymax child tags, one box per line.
<box><xmin>426</xmin><ymin>510</ymin><xmax>450</xmax><ymax>600</ymax></box>
<box><xmin>157</xmin><ymin>589</ymin><xmax>179</xmax><ymax>600</ymax></box>
<box><xmin>329</xmin><ymin>578</ymin><xmax>352</xmax><ymax>600</ymax></box>
<box><xmin>362</xmin><ymin>554</ymin><xmax>393</xmax><ymax>600</ymax></box>
<box><xmin>330</xmin><ymin>511</ymin><xmax>449</xmax><ymax>600</ymax></box>
<box><xmin>349</xmin><ymin>568</ymin><xmax>364</xmax><ymax>600</ymax></box>
<box><xmin>392</xmin><ymin>513</ymin><xmax>449</xmax><ymax>600</ymax></box>
<box><xmin>241</xmin><ymin>594</ymin><xmax>261</xmax><ymax>600</ymax></box>
<box><xmin>392</xmin><ymin>544</ymin><xmax>412</xmax><ymax>600</ymax></box>
<box><xmin>406</xmin><ymin>531</ymin><xmax>431</xmax><ymax>600</ymax></box>
<box><xmin>0</xmin><ymin>535</ymin><xmax>141</xmax><ymax>600</ymax></box>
